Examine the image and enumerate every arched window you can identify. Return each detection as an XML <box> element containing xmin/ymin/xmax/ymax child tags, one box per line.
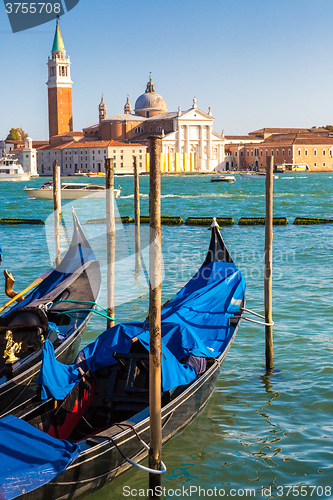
<box><xmin>135</xmin><ymin>127</ymin><xmax>144</xmax><ymax>134</ymax></box>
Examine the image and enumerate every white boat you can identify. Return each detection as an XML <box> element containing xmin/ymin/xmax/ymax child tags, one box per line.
<box><xmin>211</xmin><ymin>175</ymin><xmax>236</xmax><ymax>183</ymax></box>
<box><xmin>0</xmin><ymin>154</ymin><xmax>32</xmax><ymax>182</ymax></box>
<box><xmin>240</xmin><ymin>172</ymin><xmax>279</xmax><ymax>179</ymax></box>
<box><xmin>23</xmin><ymin>182</ymin><xmax>122</xmax><ymax>199</ymax></box>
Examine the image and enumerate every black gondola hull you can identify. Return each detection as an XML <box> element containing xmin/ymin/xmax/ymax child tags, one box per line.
<box><xmin>18</xmin><ymin>317</ymin><xmax>241</xmax><ymax>500</ymax></box>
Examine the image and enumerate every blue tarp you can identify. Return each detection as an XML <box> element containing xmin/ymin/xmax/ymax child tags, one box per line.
<box><xmin>0</xmin><ymin>415</ymin><xmax>80</xmax><ymax>499</ymax></box>
<box><xmin>39</xmin><ymin>261</ymin><xmax>246</xmax><ymax>399</ymax></box>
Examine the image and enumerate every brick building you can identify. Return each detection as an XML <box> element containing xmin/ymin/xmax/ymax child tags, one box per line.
<box><xmin>225</xmin><ymin>128</ymin><xmax>333</xmax><ymax>172</ymax></box>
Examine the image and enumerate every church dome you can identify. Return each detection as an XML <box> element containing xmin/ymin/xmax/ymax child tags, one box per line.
<box><xmin>134</xmin><ymin>76</ymin><xmax>167</xmax><ymax>117</ymax></box>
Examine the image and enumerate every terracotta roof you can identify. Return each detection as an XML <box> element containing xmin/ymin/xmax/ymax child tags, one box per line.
<box><xmin>51</xmin><ymin>132</ymin><xmax>84</xmax><ymax>137</ymax></box>
<box><xmin>102</xmin><ymin>114</ymin><xmax>144</xmax><ymax>122</ymax></box>
<box><xmin>225</xmin><ymin>135</ymin><xmax>261</xmax><ymax>140</ymax></box>
<box><xmin>37</xmin><ymin>140</ymin><xmax>146</xmax><ymax>151</ymax></box>
<box><xmin>249</xmin><ymin>127</ymin><xmax>327</xmax><ymax>135</ymax></box>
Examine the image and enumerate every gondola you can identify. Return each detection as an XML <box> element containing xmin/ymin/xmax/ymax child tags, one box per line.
<box><xmin>0</xmin><ymin>211</ymin><xmax>101</xmax><ymax>416</ymax></box>
<box><xmin>0</xmin><ymin>220</ymin><xmax>246</xmax><ymax>500</ymax></box>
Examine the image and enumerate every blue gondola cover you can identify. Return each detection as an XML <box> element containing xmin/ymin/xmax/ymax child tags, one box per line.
<box><xmin>0</xmin><ymin>415</ymin><xmax>80</xmax><ymax>499</ymax></box>
<box><xmin>39</xmin><ymin>261</ymin><xmax>246</xmax><ymax>399</ymax></box>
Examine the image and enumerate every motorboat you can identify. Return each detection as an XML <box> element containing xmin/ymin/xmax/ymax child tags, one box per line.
<box><xmin>0</xmin><ymin>154</ymin><xmax>32</xmax><ymax>182</ymax></box>
<box><xmin>23</xmin><ymin>182</ymin><xmax>121</xmax><ymax>199</ymax></box>
<box><xmin>211</xmin><ymin>175</ymin><xmax>236</xmax><ymax>183</ymax></box>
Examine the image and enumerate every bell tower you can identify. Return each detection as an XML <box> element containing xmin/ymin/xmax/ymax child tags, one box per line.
<box><xmin>47</xmin><ymin>16</ymin><xmax>73</xmax><ymax>139</ymax></box>
<box><xmin>99</xmin><ymin>95</ymin><xmax>107</xmax><ymax>123</ymax></box>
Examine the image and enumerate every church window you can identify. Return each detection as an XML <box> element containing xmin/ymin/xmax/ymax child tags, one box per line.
<box><xmin>282</xmin><ymin>149</ymin><xmax>285</xmax><ymax>156</ymax></box>
<box><xmin>135</xmin><ymin>127</ymin><xmax>144</xmax><ymax>134</ymax></box>
<box><xmin>305</xmin><ymin>149</ymin><xmax>308</xmax><ymax>156</ymax></box>
<box><xmin>297</xmin><ymin>149</ymin><xmax>301</xmax><ymax>155</ymax></box>
<box><xmin>241</xmin><ymin>151</ymin><xmax>243</xmax><ymax>156</ymax></box>
<box><xmin>276</xmin><ymin>150</ymin><xmax>279</xmax><ymax>156</ymax></box>
<box><xmin>288</xmin><ymin>149</ymin><xmax>291</xmax><ymax>156</ymax></box>
<box><xmin>247</xmin><ymin>151</ymin><xmax>249</xmax><ymax>156</ymax></box>
<box><xmin>271</xmin><ymin>150</ymin><xmax>274</xmax><ymax>156</ymax></box>
<box><xmin>314</xmin><ymin>149</ymin><xmax>317</xmax><ymax>156</ymax></box>
<box><xmin>323</xmin><ymin>149</ymin><xmax>326</xmax><ymax>155</ymax></box>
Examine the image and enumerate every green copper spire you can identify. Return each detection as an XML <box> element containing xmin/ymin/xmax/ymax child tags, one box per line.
<box><xmin>52</xmin><ymin>16</ymin><xmax>65</xmax><ymax>53</ymax></box>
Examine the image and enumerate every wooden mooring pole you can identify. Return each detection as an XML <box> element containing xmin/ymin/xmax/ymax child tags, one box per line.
<box><xmin>265</xmin><ymin>156</ymin><xmax>274</xmax><ymax>371</ymax></box>
<box><xmin>53</xmin><ymin>160</ymin><xmax>61</xmax><ymax>267</ymax></box>
<box><xmin>106</xmin><ymin>158</ymin><xmax>115</xmax><ymax>329</ymax></box>
<box><xmin>134</xmin><ymin>156</ymin><xmax>141</xmax><ymax>276</ymax></box>
<box><xmin>148</xmin><ymin>136</ymin><xmax>162</xmax><ymax>497</ymax></box>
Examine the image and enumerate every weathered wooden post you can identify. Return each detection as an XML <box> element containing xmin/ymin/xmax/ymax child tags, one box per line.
<box><xmin>106</xmin><ymin>157</ymin><xmax>115</xmax><ymax>329</ymax></box>
<box><xmin>148</xmin><ymin>136</ymin><xmax>162</xmax><ymax>497</ymax></box>
<box><xmin>133</xmin><ymin>156</ymin><xmax>141</xmax><ymax>275</ymax></box>
<box><xmin>265</xmin><ymin>156</ymin><xmax>274</xmax><ymax>371</ymax></box>
<box><xmin>53</xmin><ymin>160</ymin><xmax>61</xmax><ymax>267</ymax></box>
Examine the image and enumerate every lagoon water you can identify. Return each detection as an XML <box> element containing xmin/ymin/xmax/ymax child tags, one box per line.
<box><xmin>0</xmin><ymin>173</ymin><xmax>332</xmax><ymax>499</ymax></box>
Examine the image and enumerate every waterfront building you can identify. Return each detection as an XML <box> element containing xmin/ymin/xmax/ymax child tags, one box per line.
<box><xmin>37</xmin><ymin>140</ymin><xmax>146</xmax><ymax>175</ymax></box>
<box><xmin>225</xmin><ymin>128</ymin><xmax>333</xmax><ymax>171</ymax></box>
<box><xmin>83</xmin><ymin>79</ymin><xmax>226</xmax><ymax>172</ymax></box>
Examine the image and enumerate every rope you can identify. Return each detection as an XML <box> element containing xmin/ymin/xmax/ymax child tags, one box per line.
<box><xmin>242</xmin><ymin>316</ymin><xmax>274</xmax><ymax>327</ymax></box>
<box><xmin>54</xmin><ymin>308</ymin><xmax>116</xmax><ymax>322</ymax></box>
<box><xmin>107</xmin><ymin>422</ymin><xmax>167</xmax><ymax>475</ymax></box>
<box><xmin>241</xmin><ymin>307</ymin><xmax>274</xmax><ymax>327</ymax></box>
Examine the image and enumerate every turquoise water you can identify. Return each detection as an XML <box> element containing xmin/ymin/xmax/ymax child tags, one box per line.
<box><xmin>0</xmin><ymin>173</ymin><xmax>333</xmax><ymax>499</ymax></box>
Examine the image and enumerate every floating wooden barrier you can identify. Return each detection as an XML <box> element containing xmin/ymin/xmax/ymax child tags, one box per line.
<box><xmin>140</xmin><ymin>216</ymin><xmax>183</xmax><ymax>225</ymax></box>
<box><xmin>0</xmin><ymin>218</ymin><xmax>45</xmax><ymax>225</ymax></box>
<box><xmin>238</xmin><ymin>217</ymin><xmax>288</xmax><ymax>226</ymax></box>
<box><xmin>185</xmin><ymin>216</ymin><xmax>234</xmax><ymax>226</ymax></box>
<box><xmin>293</xmin><ymin>217</ymin><xmax>333</xmax><ymax>225</ymax></box>
<box><xmin>85</xmin><ymin>216</ymin><xmax>134</xmax><ymax>224</ymax></box>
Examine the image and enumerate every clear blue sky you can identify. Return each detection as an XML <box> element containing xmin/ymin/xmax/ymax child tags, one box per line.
<box><xmin>1</xmin><ymin>0</ymin><xmax>333</xmax><ymax>140</ymax></box>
